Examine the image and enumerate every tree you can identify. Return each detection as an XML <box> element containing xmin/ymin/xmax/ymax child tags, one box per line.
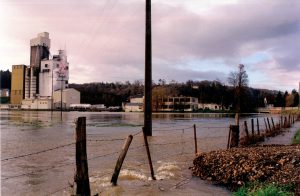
<box><xmin>291</xmin><ymin>89</ymin><xmax>299</xmax><ymax>107</ymax></box>
<box><xmin>228</xmin><ymin>64</ymin><xmax>249</xmax><ymax>125</ymax></box>
<box><xmin>274</xmin><ymin>92</ymin><xmax>284</xmax><ymax>107</ymax></box>
<box><xmin>0</xmin><ymin>69</ymin><xmax>11</xmax><ymax>89</ymax></box>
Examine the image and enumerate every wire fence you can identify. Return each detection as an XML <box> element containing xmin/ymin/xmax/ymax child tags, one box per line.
<box><xmin>2</xmin><ymin>114</ymin><xmax>298</xmax><ymax>195</ymax></box>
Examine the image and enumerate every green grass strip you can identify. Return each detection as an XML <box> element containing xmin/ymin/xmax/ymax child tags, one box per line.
<box><xmin>292</xmin><ymin>129</ymin><xmax>300</xmax><ymax>144</ymax></box>
<box><xmin>233</xmin><ymin>182</ymin><xmax>294</xmax><ymax>196</ymax></box>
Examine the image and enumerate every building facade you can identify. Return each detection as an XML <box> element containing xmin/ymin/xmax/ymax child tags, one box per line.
<box><xmin>21</xmin><ymin>97</ymin><xmax>52</xmax><ymax>110</ymax></box>
<box><xmin>154</xmin><ymin>96</ymin><xmax>198</xmax><ymax>112</ymax></box>
<box><xmin>26</xmin><ymin>32</ymin><xmax>51</xmax><ymax>98</ymax></box>
<box><xmin>39</xmin><ymin>50</ymin><xmax>69</xmax><ymax>97</ymax></box>
<box><xmin>10</xmin><ymin>65</ymin><xmax>27</xmax><ymax>105</ymax></box>
<box><xmin>53</xmin><ymin>88</ymin><xmax>80</xmax><ymax>109</ymax></box>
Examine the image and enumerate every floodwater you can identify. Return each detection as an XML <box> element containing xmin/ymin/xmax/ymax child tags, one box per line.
<box><xmin>0</xmin><ymin>111</ymin><xmax>278</xmax><ymax>195</ymax></box>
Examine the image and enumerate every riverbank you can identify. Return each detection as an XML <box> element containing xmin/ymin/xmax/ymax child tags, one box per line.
<box><xmin>191</xmin><ymin>144</ymin><xmax>300</xmax><ymax>194</ymax></box>
<box><xmin>191</xmin><ymin>121</ymin><xmax>300</xmax><ymax>195</ymax></box>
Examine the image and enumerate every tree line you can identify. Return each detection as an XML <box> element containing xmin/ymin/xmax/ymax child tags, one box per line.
<box><xmin>69</xmin><ymin>80</ymin><xmax>298</xmax><ymax>112</ymax></box>
<box><xmin>1</xmin><ymin>69</ymin><xmax>298</xmax><ymax>111</ymax></box>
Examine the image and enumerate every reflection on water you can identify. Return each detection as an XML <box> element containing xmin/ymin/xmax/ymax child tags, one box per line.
<box><xmin>1</xmin><ymin>110</ymin><xmax>277</xmax><ymax>195</ymax></box>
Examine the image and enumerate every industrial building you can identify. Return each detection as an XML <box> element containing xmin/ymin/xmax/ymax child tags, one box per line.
<box><xmin>10</xmin><ymin>32</ymin><xmax>79</xmax><ymax>110</ymax></box>
<box><xmin>10</xmin><ymin>65</ymin><xmax>27</xmax><ymax>105</ymax></box>
<box><xmin>123</xmin><ymin>96</ymin><xmax>198</xmax><ymax>112</ymax></box>
<box><xmin>53</xmin><ymin>88</ymin><xmax>80</xmax><ymax>109</ymax></box>
<box><xmin>39</xmin><ymin>50</ymin><xmax>69</xmax><ymax>97</ymax></box>
<box><xmin>26</xmin><ymin>32</ymin><xmax>51</xmax><ymax>98</ymax></box>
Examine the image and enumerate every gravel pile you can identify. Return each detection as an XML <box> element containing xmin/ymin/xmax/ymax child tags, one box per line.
<box><xmin>191</xmin><ymin>144</ymin><xmax>300</xmax><ymax>192</ymax></box>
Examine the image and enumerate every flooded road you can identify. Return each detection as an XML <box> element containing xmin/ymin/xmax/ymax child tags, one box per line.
<box><xmin>1</xmin><ymin>111</ymin><xmax>278</xmax><ymax>195</ymax></box>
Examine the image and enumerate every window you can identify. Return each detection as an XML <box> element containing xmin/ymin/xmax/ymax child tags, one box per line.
<box><xmin>45</xmin><ymin>64</ymin><xmax>48</xmax><ymax>68</ymax></box>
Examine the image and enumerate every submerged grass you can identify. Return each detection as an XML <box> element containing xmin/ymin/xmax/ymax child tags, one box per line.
<box><xmin>233</xmin><ymin>182</ymin><xmax>294</xmax><ymax>196</ymax></box>
<box><xmin>292</xmin><ymin>129</ymin><xmax>300</xmax><ymax>144</ymax></box>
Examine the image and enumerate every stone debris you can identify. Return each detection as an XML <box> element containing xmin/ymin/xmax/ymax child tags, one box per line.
<box><xmin>190</xmin><ymin>144</ymin><xmax>300</xmax><ymax>192</ymax></box>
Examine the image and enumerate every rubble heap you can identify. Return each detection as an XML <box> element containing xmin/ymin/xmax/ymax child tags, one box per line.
<box><xmin>191</xmin><ymin>144</ymin><xmax>300</xmax><ymax>192</ymax></box>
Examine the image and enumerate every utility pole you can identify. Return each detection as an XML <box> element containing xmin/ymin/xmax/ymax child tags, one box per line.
<box><xmin>144</xmin><ymin>0</ymin><xmax>152</xmax><ymax>136</ymax></box>
<box><xmin>57</xmin><ymin>73</ymin><xmax>65</xmax><ymax>120</ymax></box>
<box><xmin>51</xmin><ymin>67</ymin><xmax>54</xmax><ymax>117</ymax></box>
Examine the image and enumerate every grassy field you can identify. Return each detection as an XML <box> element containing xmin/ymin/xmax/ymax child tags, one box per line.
<box><xmin>292</xmin><ymin>129</ymin><xmax>300</xmax><ymax>144</ymax></box>
<box><xmin>233</xmin><ymin>182</ymin><xmax>294</xmax><ymax>196</ymax></box>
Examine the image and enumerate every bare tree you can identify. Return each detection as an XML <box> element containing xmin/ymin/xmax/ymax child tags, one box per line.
<box><xmin>228</xmin><ymin>64</ymin><xmax>249</xmax><ymax>125</ymax></box>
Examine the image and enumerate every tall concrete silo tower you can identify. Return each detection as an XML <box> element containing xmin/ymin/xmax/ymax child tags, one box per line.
<box><xmin>28</xmin><ymin>32</ymin><xmax>51</xmax><ymax>97</ymax></box>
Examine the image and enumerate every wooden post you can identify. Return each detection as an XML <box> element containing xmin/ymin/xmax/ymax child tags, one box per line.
<box><xmin>227</xmin><ymin>126</ymin><xmax>232</xmax><ymax>149</ymax></box>
<box><xmin>264</xmin><ymin>118</ymin><xmax>268</xmax><ymax>133</ymax></box>
<box><xmin>111</xmin><ymin>135</ymin><xmax>133</xmax><ymax>186</ymax></box>
<box><xmin>267</xmin><ymin>118</ymin><xmax>272</xmax><ymax>133</ymax></box>
<box><xmin>293</xmin><ymin>115</ymin><xmax>295</xmax><ymax>124</ymax></box>
<box><xmin>256</xmin><ymin>118</ymin><xmax>260</xmax><ymax>136</ymax></box>
<box><xmin>284</xmin><ymin>116</ymin><xmax>287</xmax><ymax>128</ymax></box>
<box><xmin>74</xmin><ymin>117</ymin><xmax>91</xmax><ymax>196</ymax></box>
<box><xmin>142</xmin><ymin>127</ymin><xmax>156</xmax><ymax>180</ymax></box>
<box><xmin>251</xmin><ymin>119</ymin><xmax>254</xmax><ymax>137</ymax></box>
<box><xmin>271</xmin><ymin>117</ymin><xmax>275</xmax><ymax>132</ymax></box>
<box><xmin>229</xmin><ymin>125</ymin><xmax>239</xmax><ymax>148</ymax></box>
<box><xmin>193</xmin><ymin>124</ymin><xmax>198</xmax><ymax>154</ymax></box>
<box><xmin>244</xmin><ymin>121</ymin><xmax>249</xmax><ymax>140</ymax></box>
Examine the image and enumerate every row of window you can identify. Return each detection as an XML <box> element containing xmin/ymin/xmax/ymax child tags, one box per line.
<box><xmin>12</xmin><ymin>90</ymin><xmax>22</xmax><ymax>95</ymax></box>
<box><xmin>13</xmin><ymin>65</ymin><xmax>24</xmax><ymax>69</ymax></box>
<box><xmin>44</xmin><ymin>64</ymin><xmax>69</xmax><ymax>70</ymax></box>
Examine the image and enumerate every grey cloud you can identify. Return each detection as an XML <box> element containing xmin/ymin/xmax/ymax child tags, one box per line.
<box><xmin>2</xmin><ymin>0</ymin><xmax>300</xmax><ymax>85</ymax></box>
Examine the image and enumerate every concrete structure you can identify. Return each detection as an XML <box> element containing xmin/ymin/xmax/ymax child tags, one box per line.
<box><xmin>123</xmin><ymin>95</ymin><xmax>144</xmax><ymax>112</ymax></box>
<box><xmin>91</xmin><ymin>104</ymin><xmax>106</xmax><ymax>110</ymax></box>
<box><xmin>70</xmin><ymin>104</ymin><xmax>91</xmax><ymax>110</ymax></box>
<box><xmin>155</xmin><ymin>96</ymin><xmax>198</xmax><ymax>112</ymax></box>
<box><xmin>124</xmin><ymin>103</ymin><xmax>143</xmax><ymax>112</ymax></box>
<box><xmin>123</xmin><ymin>96</ymin><xmax>198</xmax><ymax>112</ymax></box>
<box><xmin>198</xmin><ymin>103</ymin><xmax>222</xmax><ymax>111</ymax></box>
<box><xmin>11</xmin><ymin>65</ymin><xmax>27</xmax><ymax>104</ymax></box>
<box><xmin>30</xmin><ymin>32</ymin><xmax>50</xmax><ymax>69</ymax></box>
<box><xmin>39</xmin><ymin>50</ymin><xmax>69</xmax><ymax>97</ymax></box>
<box><xmin>0</xmin><ymin>89</ymin><xmax>9</xmax><ymax>97</ymax></box>
<box><xmin>27</xmin><ymin>32</ymin><xmax>51</xmax><ymax>97</ymax></box>
<box><xmin>21</xmin><ymin>97</ymin><xmax>52</xmax><ymax>110</ymax></box>
<box><xmin>53</xmin><ymin>88</ymin><xmax>80</xmax><ymax>109</ymax></box>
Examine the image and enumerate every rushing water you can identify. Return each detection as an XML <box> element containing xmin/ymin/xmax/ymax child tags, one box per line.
<box><xmin>0</xmin><ymin>111</ymin><xmax>278</xmax><ymax>195</ymax></box>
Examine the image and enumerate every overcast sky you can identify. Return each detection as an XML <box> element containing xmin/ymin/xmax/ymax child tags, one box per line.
<box><xmin>0</xmin><ymin>0</ymin><xmax>299</xmax><ymax>91</ymax></box>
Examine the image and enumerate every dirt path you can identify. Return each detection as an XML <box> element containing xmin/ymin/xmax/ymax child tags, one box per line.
<box><xmin>263</xmin><ymin>121</ymin><xmax>300</xmax><ymax>145</ymax></box>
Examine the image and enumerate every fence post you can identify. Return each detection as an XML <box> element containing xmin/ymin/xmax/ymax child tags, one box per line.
<box><xmin>284</xmin><ymin>116</ymin><xmax>287</xmax><ymax>128</ymax></box>
<box><xmin>256</xmin><ymin>118</ymin><xmax>260</xmax><ymax>136</ymax></box>
<box><xmin>267</xmin><ymin>118</ymin><xmax>272</xmax><ymax>133</ymax></box>
<box><xmin>111</xmin><ymin>135</ymin><xmax>133</xmax><ymax>186</ymax></box>
<box><xmin>293</xmin><ymin>115</ymin><xmax>295</xmax><ymax>124</ymax></box>
<box><xmin>193</xmin><ymin>124</ymin><xmax>198</xmax><ymax>154</ymax></box>
<box><xmin>264</xmin><ymin>118</ymin><xmax>268</xmax><ymax>133</ymax></box>
<box><xmin>229</xmin><ymin>125</ymin><xmax>239</xmax><ymax>148</ymax></box>
<box><xmin>244</xmin><ymin>121</ymin><xmax>249</xmax><ymax>140</ymax></box>
<box><xmin>280</xmin><ymin>116</ymin><xmax>283</xmax><ymax>129</ymax></box>
<box><xmin>74</xmin><ymin>117</ymin><xmax>91</xmax><ymax>196</ymax></box>
<box><xmin>251</xmin><ymin>119</ymin><xmax>254</xmax><ymax>137</ymax></box>
<box><xmin>142</xmin><ymin>127</ymin><xmax>156</xmax><ymax>180</ymax></box>
<box><xmin>227</xmin><ymin>126</ymin><xmax>232</xmax><ymax>149</ymax></box>
<box><xmin>271</xmin><ymin>117</ymin><xmax>275</xmax><ymax>132</ymax></box>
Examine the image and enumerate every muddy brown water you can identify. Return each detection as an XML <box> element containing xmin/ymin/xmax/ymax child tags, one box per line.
<box><xmin>0</xmin><ymin>111</ymin><xmax>281</xmax><ymax>195</ymax></box>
